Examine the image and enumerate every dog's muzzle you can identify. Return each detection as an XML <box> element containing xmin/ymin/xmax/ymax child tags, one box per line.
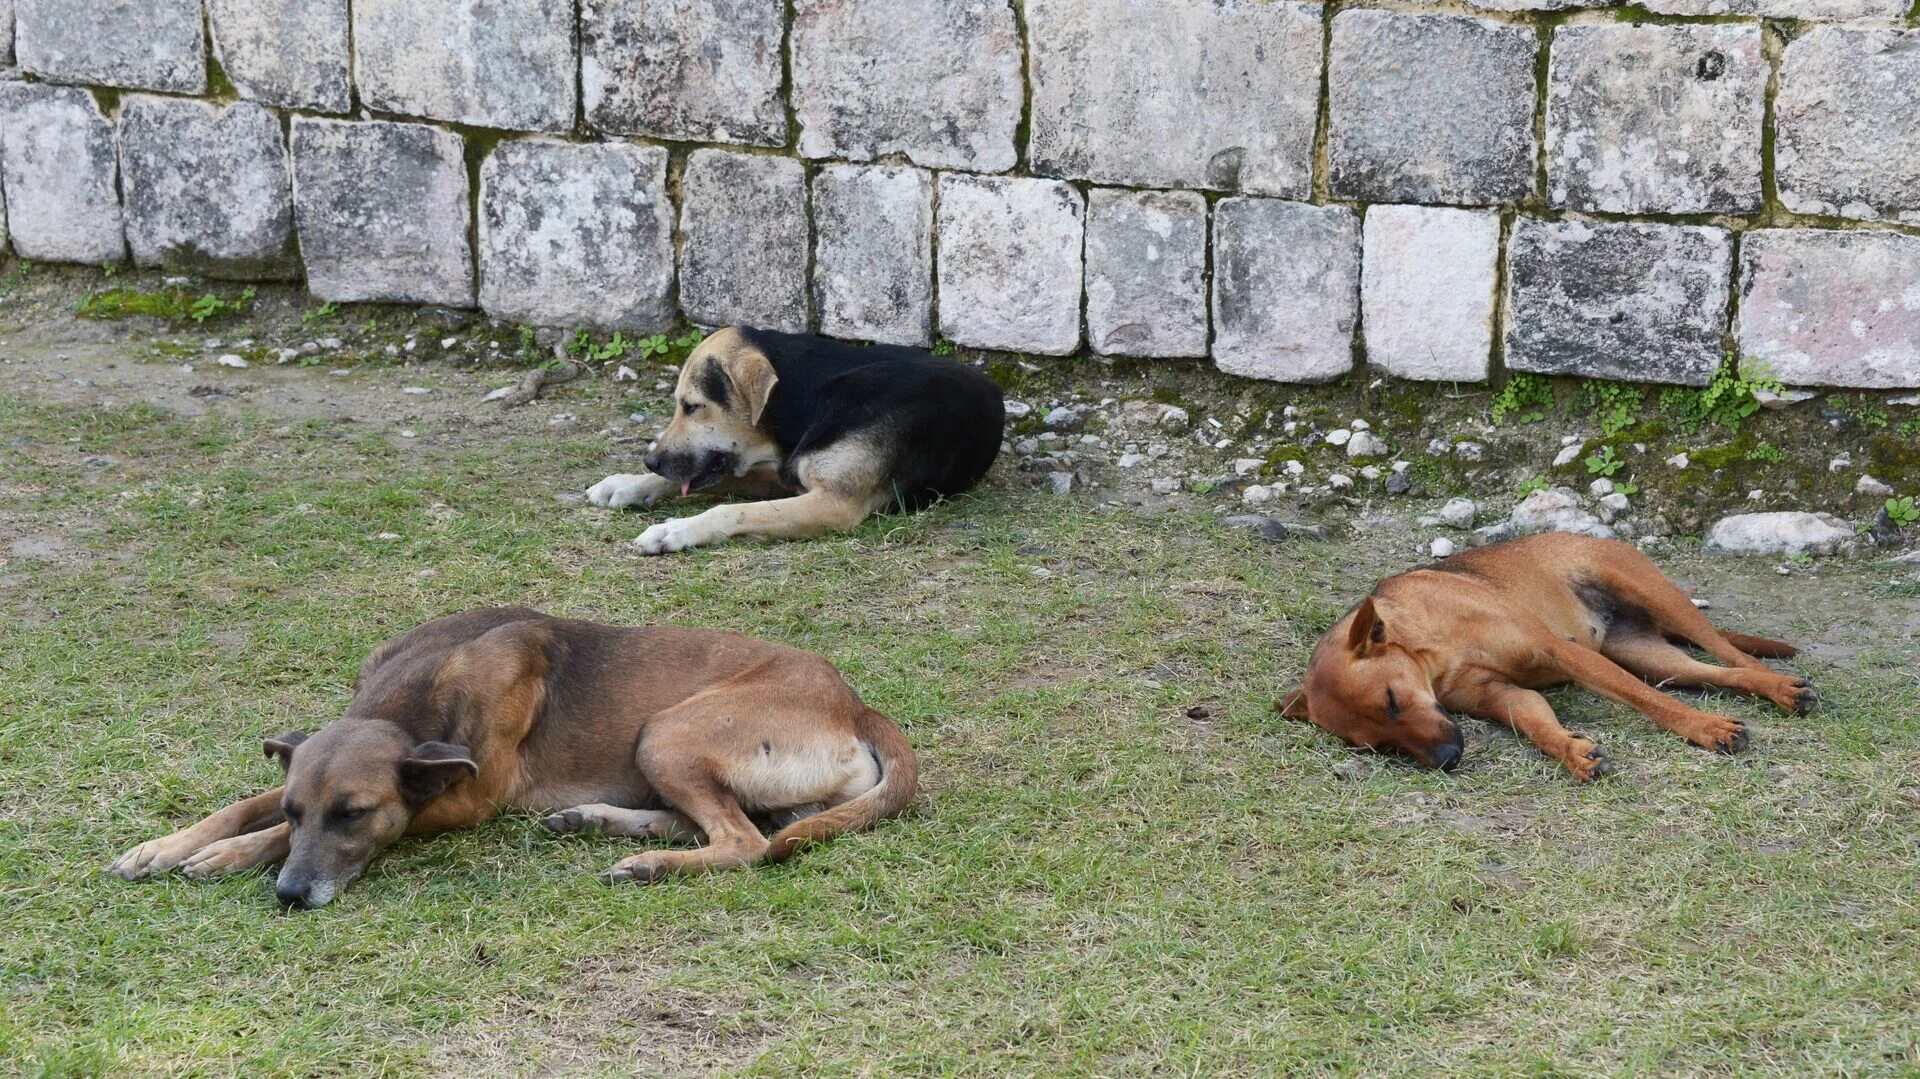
<box><xmin>645</xmin><ymin>450</ymin><xmax>734</xmax><ymax>495</ymax></box>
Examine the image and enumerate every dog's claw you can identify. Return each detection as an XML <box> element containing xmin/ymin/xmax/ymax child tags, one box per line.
<box><xmin>541</xmin><ymin>810</ymin><xmax>585</xmax><ymax>833</ymax></box>
<box><xmin>601</xmin><ymin>855</ymin><xmax>670</xmax><ymax>886</ymax></box>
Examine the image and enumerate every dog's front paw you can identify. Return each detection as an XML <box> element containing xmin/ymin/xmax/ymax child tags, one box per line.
<box><xmin>107</xmin><ymin>834</ymin><xmax>197</xmax><ymax>880</ymax></box>
<box><xmin>633</xmin><ymin>517</ymin><xmax>721</xmax><ymax>556</ymax></box>
<box><xmin>600</xmin><ymin>852</ymin><xmax>672</xmax><ymax>886</ymax></box>
<box><xmin>1767</xmin><ymin>677</ymin><xmax>1818</xmax><ymax>716</ymax></box>
<box><xmin>1561</xmin><ymin>737</ymin><xmax>1611</xmax><ymax>783</ymax></box>
<box><xmin>1688</xmin><ymin>713</ymin><xmax>1751</xmax><ymax>754</ymax></box>
<box><xmin>587</xmin><ymin>473</ymin><xmax>667</xmax><ymax>509</ymax></box>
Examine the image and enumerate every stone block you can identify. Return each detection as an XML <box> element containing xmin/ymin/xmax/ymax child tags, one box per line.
<box><xmin>582</xmin><ymin>0</ymin><xmax>784</xmax><ymax>146</ymax></box>
<box><xmin>792</xmin><ymin>0</ymin><xmax>1022</xmax><ymax>173</ymax></box>
<box><xmin>207</xmin><ymin>0</ymin><xmax>353</xmax><ymax>113</ymax></box>
<box><xmin>1</xmin><ymin>0</ymin><xmax>13</xmax><ymax>66</ymax></box>
<box><xmin>479</xmin><ymin>140</ymin><xmax>675</xmax><ymax>331</ymax></box>
<box><xmin>1212</xmin><ymin>199</ymin><xmax>1359</xmax><ymax>383</ymax></box>
<box><xmin>1026</xmin><ymin>0</ymin><xmax>1322</xmax><ymax>198</ymax></box>
<box><xmin>936</xmin><ymin>175</ymin><xmax>1084</xmax><ymax>356</ymax></box>
<box><xmin>1737</xmin><ymin>229</ymin><xmax>1920</xmax><ymax>390</ymax></box>
<box><xmin>1547</xmin><ymin>24</ymin><xmax>1764</xmax><ymax>215</ymax></box>
<box><xmin>1776</xmin><ymin>28</ymin><xmax>1920</xmax><ymax>225</ymax></box>
<box><xmin>1328</xmin><ymin>10</ymin><xmax>1536</xmax><ymax>206</ymax></box>
<box><xmin>15</xmin><ymin>0</ymin><xmax>205</xmax><ymax>93</ymax></box>
<box><xmin>678</xmin><ymin>149</ymin><xmax>809</xmax><ymax>333</ymax></box>
<box><xmin>354</xmin><ymin>0</ymin><xmax>576</xmax><ymax>132</ymax></box>
<box><xmin>1361</xmin><ymin>205</ymin><xmax>1497</xmax><ymax>383</ymax></box>
<box><xmin>1638</xmin><ymin>0</ymin><xmax>1903</xmax><ymax>19</ymax></box>
<box><xmin>119</xmin><ymin>96</ymin><xmax>296</xmax><ymax>279</ymax></box>
<box><xmin>0</xmin><ymin>83</ymin><xmax>124</xmax><ymax>263</ymax></box>
<box><xmin>1084</xmin><ymin>189</ymin><xmax>1208</xmax><ymax>359</ymax></box>
<box><xmin>811</xmin><ymin>164</ymin><xmax>933</xmax><ymax>347</ymax></box>
<box><xmin>1504</xmin><ymin>219</ymin><xmax>1731</xmax><ymax>386</ymax></box>
<box><xmin>291</xmin><ymin>119</ymin><xmax>473</xmax><ymax>307</ymax></box>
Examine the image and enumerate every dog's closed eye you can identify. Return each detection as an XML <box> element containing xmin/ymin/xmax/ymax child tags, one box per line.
<box><xmin>1386</xmin><ymin>688</ymin><xmax>1400</xmax><ymax>720</ymax></box>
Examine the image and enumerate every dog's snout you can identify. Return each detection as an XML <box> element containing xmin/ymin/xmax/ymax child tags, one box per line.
<box><xmin>1432</xmin><ymin>719</ymin><xmax>1465</xmax><ymax>772</ymax></box>
<box><xmin>275</xmin><ymin>881</ymin><xmax>313</xmax><ymax>909</ymax></box>
<box><xmin>642</xmin><ymin>451</ymin><xmax>663</xmax><ymax>474</ymax></box>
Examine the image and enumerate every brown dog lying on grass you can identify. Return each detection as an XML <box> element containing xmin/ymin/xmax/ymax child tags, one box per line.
<box><xmin>1281</xmin><ymin>533</ymin><xmax>1815</xmax><ymax>780</ymax></box>
<box><xmin>109</xmin><ymin>608</ymin><xmax>917</xmax><ymax>907</ymax></box>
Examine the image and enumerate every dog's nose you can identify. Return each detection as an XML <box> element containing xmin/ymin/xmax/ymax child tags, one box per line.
<box><xmin>275</xmin><ymin>882</ymin><xmax>312</xmax><ymax>910</ymax></box>
<box><xmin>1432</xmin><ymin>740</ymin><xmax>1463</xmax><ymax>772</ymax></box>
<box><xmin>642</xmin><ymin>452</ymin><xmax>663</xmax><ymax>474</ymax></box>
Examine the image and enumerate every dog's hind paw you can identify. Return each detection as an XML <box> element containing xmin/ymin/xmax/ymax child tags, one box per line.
<box><xmin>600</xmin><ymin>853</ymin><xmax>671</xmax><ymax>886</ymax></box>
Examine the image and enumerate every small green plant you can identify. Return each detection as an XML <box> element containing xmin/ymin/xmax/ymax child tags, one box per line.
<box><xmin>1613</xmin><ymin>481</ymin><xmax>1639</xmax><ymax>497</ymax></box>
<box><xmin>101</xmin><ymin>261</ymin><xmax>117</xmax><ymax>278</ymax></box>
<box><xmin>1661</xmin><ymin>357</ymin><xmax>1782</xmax><ymax>435</ymax></box>
<box><xmin>636</xmin><ymin>333</ymin><xmax>671</xmax><ymax>358</ymax></box>
<box><xmin>673</xmin><ymin>329</ymin><xmax>706</xmax><ymax>351</ymax></box>
<box><xmin>565</xmin><ymin>329</ymin><xmax>594</xmax><ymax>356</ymax></box>
<box><xmin>931</xmin><ymin>337</ymin><xmax>957</xmax><ymax>357</ymax></box>
<box><xmin>1516</xmin><ymin>475</ymin><xmax>1550</xmax><ymax>497</ymax></box>
<box><xmin>1887</xmin><ymin>497</ymin><xmax>1919</xmax><ymax>528</ymax></box>
<box><xmin>1899</xmin><ymin>417</ymin><xmax>1920</xmax><ymax>439</ymax></box>
<box><xmin>1578</xmin><ymin>381</ymin><xmax>1643</xmax><ymax>437</ymax></box>
<box><xmin>188</xmin><ymin>287</ymin><xmax>255</xmax><ymax>324</ymax></box>
<box><xmin>302</xmin><ymin>301</ymin><xmax>339</xmax><ymax>325</ymax></box>
<box><xmin>1833</xmin><ymin>394</ymin><xmax>1889</xmax><ymax>429</ymax></box>
<box><xmin>1745</xmin><ymin>442</ymin><xmax>1785</xmax><ymax>464</ymax></box>
<box><xmin>1584</xmin><ymin>445</ymin><xmax>1625</xmax><ymax>477</ymax></box>
<box><xmin>1492</xmin><ymin>372</ymin><xmax>1553</xmax><ymax>425</ymax></box>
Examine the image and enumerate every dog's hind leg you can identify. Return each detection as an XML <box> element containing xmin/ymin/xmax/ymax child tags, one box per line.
<box><xmin>1543</xmin><ymin>639</ymin><xmax>1751</xmax><ymax>753</ymax></box>
<box><xmin>108</xmin><ymin>787</ymin><xmax>286</xmax><ymax>881</ymax></box>
<box><xmin>1590</xmin><ymin>556</ymin><xmax>1783</xmax><ymax>673</ymax></box>
<box><xmin>541</xmin><ymin>804</ymin><xmax>701</xmax><ymax>841</ymax></box>
<box><xmin>1603</xmin><ymin>630</ymin><xmax>1816</xmax><ymax>716</ymax></box>
<box><xmin>1451</xmin><ymin>680</ymin><xmax>1611</xmax><ymax>782</ymax></box>
<box><xmin>598</xmin><ymin>777</ymin><xmax>771</xmax><ymax>885</ymax></box>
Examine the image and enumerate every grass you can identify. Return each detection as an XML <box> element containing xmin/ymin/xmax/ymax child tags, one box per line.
<box><xmin>2</xmin><ymin>393</ymin><xmax>1918</xmax><ymax>1075</ymax></box>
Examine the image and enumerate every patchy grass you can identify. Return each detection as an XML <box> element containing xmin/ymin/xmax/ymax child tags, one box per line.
<box><xmin>1</xmin><ymin>394</ymin><xmax>1918</xmax><ymax>1076</ymax></box>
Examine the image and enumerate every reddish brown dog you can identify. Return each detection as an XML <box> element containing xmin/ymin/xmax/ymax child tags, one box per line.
<box><xmin>109</xmin><ymin>608</ymin><xmax>917</xmax><ymax>907</ymax></box>
<box><xmin>1281</xmin><ymin>533</ymin><xmax>1815</xmax><ymax>780</ymax></box>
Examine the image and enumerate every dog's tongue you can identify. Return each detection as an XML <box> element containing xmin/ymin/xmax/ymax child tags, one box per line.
<box><xmin>680</xmin><ymin>480</ymin><xmax>691</xmax><ymax>497</ymax></box>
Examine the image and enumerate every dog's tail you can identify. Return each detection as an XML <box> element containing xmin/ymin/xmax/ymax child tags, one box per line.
<box><xmin>766</xmin><ymin>708</ymin><xmax>919</xmax><ymax>862</ymax></box>
<box><xmin>1722</xmin><ymin>631</ymin><xmax>1799</xmax><ymax>659</ymax></box>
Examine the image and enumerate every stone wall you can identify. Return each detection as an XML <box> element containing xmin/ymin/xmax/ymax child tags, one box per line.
<box><xmin>1</xmin><ymin>0</ymin><xmax>1918</xmax><ymax>389</ymax></box>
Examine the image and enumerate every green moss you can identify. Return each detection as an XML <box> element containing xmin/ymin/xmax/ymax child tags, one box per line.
<box><xmin>1148</xmin><ymin>386</ymin><xmax>1184</xmax><ymax>406</ymax></box>
<box><xmin>75</xmin><ymin>288</ymin><xmax>197</xmax><ymax>322</ymax></box>
<box><xmin>1865</xmin><ymin>432</ymin><xmax>1920</xmax><ymax>486</ymax></box>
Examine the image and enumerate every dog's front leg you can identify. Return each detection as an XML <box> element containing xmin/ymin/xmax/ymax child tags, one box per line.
<box><xmin>109</xmin><ymin>787</ymin><xmax>286</xmax><ymax>880</ymax></box>
<box><xmin>179</xmin><ymin>822</ymin><xmax>292</xmax><ymax>880</ymax></box>
<box><xmin>1452</xmin><ymin>681</ymin><xmax>1611</xmax><ymax>782</ymax></box>
<box><xmin>587</xmin><ymin>472</ymin><xmax>678</xmax><ymax>509</ymax></box>
<box><xmin>633</xmin><ymin>490</ymin><xmax>871</xmax><ymax>555</ymax></box>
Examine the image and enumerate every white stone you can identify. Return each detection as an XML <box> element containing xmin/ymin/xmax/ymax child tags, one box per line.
<box><xmin>678</xmin><ymin>150</ymin><xmax>810</xmax><ymax>333</ymax></box>
<box><xmin>1085</xmin><ymin>189</ymin><xmax>1208</xmax><ymax>359</ymax></box>
<box><xmin>582</xmin><ymin>0</ymin><xmax>784</xmax><ymax>146</ymax></box>
<box><xmin>479</xmin><ymin>140</ymin><xmax>675</xmax><ymax>331</ymax></box>
<box><xmin>1737</xmin><ymin>229</ymin><xmax>1920</xmax><ymax>390</ymax></box>
<box><xmin>1242</xmin><ymin>485</ymin><xmax>1276</xmax><ymax>505</ymax></box>
<box><xmin>1776</xmin><ymin>29</ymin><xmax>1920</xmax><ymax>225</ymax></box>
<box><xmin>792</xmin><ymin>0</ymin><xmax>1022</xmax><ymax>173</ymax></box>
<box><xmin>1325</xmin><ymin>429</ymin><xmax>1353</xmax><ymax>447</ymax></box>
<box><xmin>1327</xmin><ymin>474</ymin><xmax>1355</xmax><ymax>490</ymax></box>
<box><xmin>1438</xmin><ymin>498</ymin><xmax>1477</xmax><ymax>529</ymax></box>
<box><xmin>1547</xmin><ymin>24</ymin><xmax>1765</xmax><ymax>215</ymax></box>
<box><xmin>812</xmin><ymin>164</ymin><xmax>933</xmax><ymax>347</ymax></box>
<box><xmin>1511</xmin><ymin>487</ymin><xmax>1617</xmax><ymax>539</ymax></box>
<box><xmin>216</xmin><ymin>354</ymin><xmax>248</xmax><ymax>368</ymax></box>
<box><xmin>1362</xmin><ymin>205</ymin><xmax>1498</xmax><ymax>382</ymax></box>
<box><xmin>1589</xmin><ymin>478</ymin><xmax>1614</xmax><ymax>497</ymax></box>
<box><xmin>1213</xmin><ymin>199</ymin><xmax>1359</xmax><ymax>383</ymax></box>
<box><xmin>1704</xmin><ymin>512</ymin><xmax>1852</xmax><ymax>556</ymax></box>
<box><xmin>16</xmin><ymin>0</ymin><xmax>204</xmax><ymax>93</ymax></box>
<box><xmin>1553</xmin><ymin>444</ymin><xmax>1583</xmax><ymax>467</ymax></box>
<box><xmin>1857</xmin><ymin>475</ymin><xmax>1893</xmax><ymax>498</ymax></box>
<box><xmin>291</xmin><ymin>119</ymin><xmax>473</xmax><ymax>307</ymax></box>
<box><xmin>1430</xmin><ymin>537</ymin><xmax>1456</xmax><ymax>558</ymax></box>
<box><xmin>1026</xmin><ymin>0</ymin><xmax>1322</xmax><ymax>197</ymax></box>
<box><xmin>1641</xmin><ymin>0</ymin><xmax>1903</xmax><ymax>16</ymax></box>
<box><xmin>1328</xmin><ymin>11</ymin><xmax>1537</xmax><ymax>206</ymax></box>
<box><xmin>1347</xmin><ymin>431</ymin><xmax>1390</xmax><ymax>458</ymax></box>
<box><xmin>1667</xmin><ymin>453</ymin><xmax>1690</xmax><ymax>468</ymax></box>
<box><xmin>354</xmin><ymin>0</ymin><xmax>576</xmax><ymax>132</ymax></box>
<box><xmin>207</xmin><ymin>0</ymin><xmax>353</xmax><ymax>113</ymax></box>
<box><xmin>936</xmin><ymin>175</ymin><xmax>1084</xmax><ymax>356</ymax></box>
<box><xmin>1454</xmin><ymin>441</ymin><xmax>1485</xmax><ymax>462</ymax></box>
<box><xmin>0</xmin><ymin>83</ymin><xmax>124</xmax><ymax>264</ymax></box>
<box><xmin>118</xmin><ymin>97</ymin><xmax>297</xmax><ymax>279</ymax></box>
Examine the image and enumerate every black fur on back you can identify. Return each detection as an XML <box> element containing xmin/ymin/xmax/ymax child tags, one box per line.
<box><xmin>736</xmin><ymin>327</ymin><xmax>1006</xmax><ymax>512</ymax></box>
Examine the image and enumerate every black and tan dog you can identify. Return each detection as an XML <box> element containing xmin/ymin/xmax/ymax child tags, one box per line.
<box><xmin>109</xmin><ymin>608</ymin><xmax>917</xmax><ymax>907</ymax></box>
<box><xmin>587</xmin><ymin>326</ymin><xmax>1005</xmax><ymax>554</ymax></box>
<box><xmin>1280</xmin><ymin>533</ymin><xmax>1815</xmax><ymax>780</ymax></box>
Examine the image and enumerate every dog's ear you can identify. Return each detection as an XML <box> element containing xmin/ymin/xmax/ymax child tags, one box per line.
<box><xmin>1276</xmin><ymin>687</ymin><xmax>1312</xmax><ymax>721</ymax></box>
<box><xmin>263</xmin><ymin>731</ymin><xmax>310</xmax><ymax>771</ymax></box>
<box><xmin>1346</xmin><ymin>598</ymin><xmax>1387</xmax><ymax>654</ymax></box>
<box><xmin>399</xmin><ymin>741</ymin><xmax>478</xmax><ymax>803</ymax></box>
<box><xmin>721</xmin><ymin>348</ymin><xmax>779</xmax><ymax>426</ymax></box>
